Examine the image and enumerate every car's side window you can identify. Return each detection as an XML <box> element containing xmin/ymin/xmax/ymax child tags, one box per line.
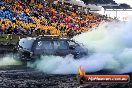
<box><xmin>36</xmin><ymin>41</ymin><xmax>42</xmax><ymax>50</ymax></box>
<box><xmin>43</xmin><ymin>41</ymin><xmax>53</xmax><ymax>50</ymax></box>
<box><xmin>53</xmin><ymin>40</ymin><xmax>68</xmax><ymax>50</ymax></box>
<box><xmin>53</xmin><ymin>41</ymin><xmax>60</xmax><ymax>50</ymax></box>
<box><xmin>36</xmin><ymin>41</ymin><xmax>53</xmax><ymax>50</ymax></box>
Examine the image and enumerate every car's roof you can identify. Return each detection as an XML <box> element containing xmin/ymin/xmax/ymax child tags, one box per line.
<box><xmin>36</xmin><ymin>35</ymin><xmax>70</xmax><ymax>40</ymax></box>
<box><xmin>36</xmin><ymin>37</ymin><xmax>69</xmax><ymax>40</ymax></box>
<box><xmin>20</xmin><ymin>36</ymin><xmax>70</xmax><ymax>42</ymax></box>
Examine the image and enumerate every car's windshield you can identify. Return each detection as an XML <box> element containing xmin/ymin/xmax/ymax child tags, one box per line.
<box><xmin>68</xmin><ymin>40</ymin><xmax>79</xmax><ymax>46</ymax></box>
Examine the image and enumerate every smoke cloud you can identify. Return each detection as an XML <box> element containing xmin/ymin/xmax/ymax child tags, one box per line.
<box><xmin>0</xmin><ymin>55</ymin><xmax>22</xmax><ymax>66</ymax></box>
<box><xmin>29</xmin><ymin>20</ymin><xmax>132</xmax><ymax>74</ymax></box>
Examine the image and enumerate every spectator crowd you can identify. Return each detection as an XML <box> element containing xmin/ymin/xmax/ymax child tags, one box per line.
<box><xmin>0</xmin><ymin>0</ymin><xmax>110</xmax><ymax>38</ymax></box>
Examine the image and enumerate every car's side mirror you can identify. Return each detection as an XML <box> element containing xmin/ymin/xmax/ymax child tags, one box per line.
<box><xmin>69</xmin><ymin>45</ymin><xmax>75</xmax><ymax>50</ymax></box>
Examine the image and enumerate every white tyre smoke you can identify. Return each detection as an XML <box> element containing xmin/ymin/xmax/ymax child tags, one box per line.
<box><xmin>0</xmin><ymin>55</ymin><xmax>22</xmax><ymax>66</ymax></box>
<box><xmin>29</xmin><ymin>20</ymin><xmax>132</xmax><ymax>74</ymax></box>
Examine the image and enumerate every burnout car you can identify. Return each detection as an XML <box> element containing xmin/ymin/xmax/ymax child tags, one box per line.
<box><xmin>15</xmin><ymin>35</ymin><xmax>88</xmax><ymax>62</ymax></box>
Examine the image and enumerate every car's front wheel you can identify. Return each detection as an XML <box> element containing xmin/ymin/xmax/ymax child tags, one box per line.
<box><xmin>74</xmin><ymin>52</ymin><xmax>87</xmax><ymax>59</ymax></box>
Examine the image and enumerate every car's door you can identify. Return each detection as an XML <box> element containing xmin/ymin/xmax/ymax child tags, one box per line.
<box><xmin>53</xmin><ymin>40</ymin><xmax>70</xmax><ymax>56</ymax></box>
<box><xmin>34</xmin><ymin>40</ymin><xmax>54</xmax><ymax>55</ymax></box>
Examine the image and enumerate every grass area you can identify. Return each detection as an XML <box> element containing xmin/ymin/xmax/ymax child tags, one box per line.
<box><xmin>0</xmin><ymin>34</ymin><xmax>20</xmax><ymax>44</ymax></box>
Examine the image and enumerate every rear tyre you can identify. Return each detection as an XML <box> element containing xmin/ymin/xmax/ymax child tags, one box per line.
<box><xmin>13</xmin><ymin>52</ymin><xmax>28</xmax><ymax>65</ymax></box>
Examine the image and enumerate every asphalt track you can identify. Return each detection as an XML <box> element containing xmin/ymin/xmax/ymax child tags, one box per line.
<box><xmin>0</xmin><ymin>45</ymin><xmax>131</xmax><ymax>88</ymax></box>
<box><xmin>0</xmin><ymin>65</ymin><xmax>131</xmax><ymax>88</ymax></box>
